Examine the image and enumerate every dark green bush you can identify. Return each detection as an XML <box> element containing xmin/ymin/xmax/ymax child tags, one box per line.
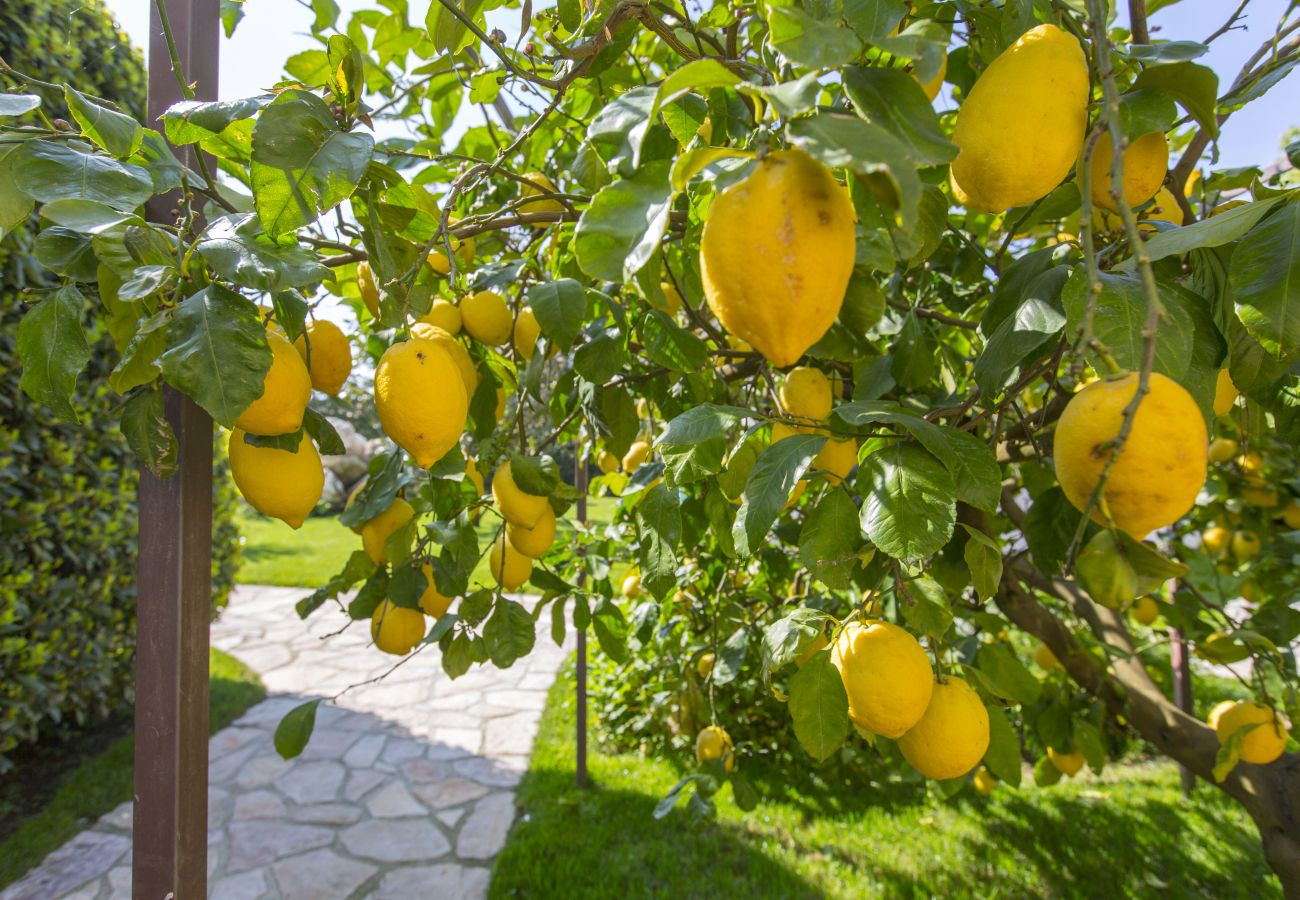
<box><xmin>0</xmin><ymin>0</ymin><xmax>241</xmax><ymax>772</ymax></box>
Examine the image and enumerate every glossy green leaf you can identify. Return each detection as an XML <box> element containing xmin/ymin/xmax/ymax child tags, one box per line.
<box><xmin>120</xmin><ymin>388</ymin><xmax>178</xmax><ymax>479</ymax></box>
<box><xmin>1229</xmin><ymin>203</ymin><xmax>1300</xmax><ymax>360</ymax></box>
<box><xmin>733</xmin><ymin>433</ymin><xmax>825</xmax><ymax>557</ymax></box>
<box><xmin>483</xmin><ymin>598</ymin><xmax>536</xmax><ymax>668</ymax></box>
<box><xmin>12</xmin><ymin>140</ymin><xmax>153</xmax><ymax>211</ymax></box>
<box><xmin>788</xmin><ymin>650</ymin><xmax>851</xmax><ymax>762</ymax></box>
<box><xmin>17</xmin><ymin>285</ymin><xmax>91</xmax><ymax>422</ymax></box>
<box><xmin>274</xmin><ymin>699</ymin><xmax>321</xmax><ymax>759</ymax></box>
<box><xmin>858</xmin><ymin>441</ymin><xmax>955</xmax><ymax>561</ymax></box>
<box><xmin>574</xmin><ymin>160</ymin><xmax>673</xmax><ymax>282</ymax></box>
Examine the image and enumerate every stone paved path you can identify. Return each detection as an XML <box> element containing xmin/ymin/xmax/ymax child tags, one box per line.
<box><xmin>4</xmin><ymin>585</ymin><xmax>570</xmax><ymax>900</ymax></box>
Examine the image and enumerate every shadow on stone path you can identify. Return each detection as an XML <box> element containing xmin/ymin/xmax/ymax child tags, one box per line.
<box><xmin>3</xmin><ymin>585</ymin><xmax>571</xmax><ymax>900</ymax></box>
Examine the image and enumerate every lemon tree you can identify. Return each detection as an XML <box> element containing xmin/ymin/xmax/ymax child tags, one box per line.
<box><xmin>5</xmin><ymin>0</ymin><xmax>1300</xmax><ymax>887</ymax></box>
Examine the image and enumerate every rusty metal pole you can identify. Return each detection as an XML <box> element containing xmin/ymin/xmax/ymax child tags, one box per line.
<box><xmin>135</xmin><ymin>2</ymin><xmax>219</xmax><ymax>897</ymax></box>
<box><xmin>574</xmin><ymin>441</ymin><xmax>589</xmax><ymax>788</ymax></box>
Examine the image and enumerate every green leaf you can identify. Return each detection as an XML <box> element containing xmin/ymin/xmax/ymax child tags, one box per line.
<box><xmin>274</xmin><ymin>700</ymin><xmax>321</xmax><ymax>759</ymax></box>
<box><xmin>1123</xmin><ymin>198</ymin><xmax>1281</xmax><ymax>269</ymax></box>
<box><xmin>304</xmin><ymin>408</ymin><xmax>345</xmax><ymax>455</ymax></box>
<box><xmin>973</xmin><ymin>295</ymin><xmax>1066</xmax><ymax>399</ymax></box>
<box><xmin>158</xmin><ymin>285</ymin><xmax>273</xmax><ymax>428</ymax></box>
<box><xmin>0</xmin><ymin>94</ymin><xmax>41</xmax><ymax>117</ymax></box>
<box><xmin>39</xmin><ymin>198</ymin><xmax>141</xmax><ymax>234</ymax></box>
<box><xmin>250</xmin><ymin>89</ymin><xmax>374</xmax><ymax>238</ymax></box>
<box><xmin>1022</xmin><ymin>487</ymin><xmax>1083</xmax><ymax>576</ymax></box>
<box><xmin>425</xmin><ymin>0</ymin><xmax>486</xmax><ymax>55</ymax></box>
<box><xmin>587</xmin><ymin>86</ymin><xmax>657</xmax><ymax>177</ymax></box>
<box><xmin>651</xmin><ymin>59</ymin><xmax>739</xmax><ymax>127</ymax></box>
<box><xmin>787</xmin><ymin>113</ymin><xmax>920</xmax><ymax>232</ymax></box>
<box><xmin>788</xmin><ymin>650</ymin><xmax>851</xmax><ymax>762</ymax></box>
<box><xmin>658</xmin><ymin>404</ymin><xmax>749</xmax><ymax>446</ymax></box>
<box><xmin>799</xmin><ymin>488</ymin><xmax>862</xmax><ymax>589</ymax></box>
<box><xmin>737</xmin><ymin>73</ymin><xmax>822</xmax><ymax>117</ymax></box>
<box><xmin>17</xmin><ymin>285</ymin><xmax>91</xmax><ymax>422</ymax></box>
<box><xmin>574</xmin><ymin>160</ymin><xmax>673</xmax><ymax>283</ymax></box>
<box><xmin>857</xmin><ymin>441</ymin><xmax>955</xmax><ymax>561</ymax></box>
<box><xmin>34</xmin><ymin>227</ymin><xmax>97</xmax><ymax>279</ymax></box>
<box><xmin>640</xmin><ymin>310</ymin><xmax>709</xmax><ymax>372</ymax></box>
<box><xmin>1229</xmin><ymin>203</ymin><xmax>1300</xmax><ymax>360</ymax></box>
<box><xmin>64</xmin><ymin>87</ymin><xmax>144</xmax><ymax>158</ymax></box>
<box><xmin>983</xmin><ymin>704</ymin><xmax>1022</xmax><ymax>787</ymax></box>
<box><xmin>1133</xmin><ymin>61</ymin><xmax>1218</xmax><ymax>139</ymax></box>
<box><xmin>733</xmin><ymin>433</ymin><xmax>825</xmax><ymax>557</ymax></box>
<box><xmin>163</xmin><ymin>96</ymin><xmax>266</xmax><ymax>145</ymax></box>
<box><xmin>900</xmin><ymin>574</ymin><xmax>952</xmax><ymax>639</ymax></box>
<box><xmin>975</xmin><ymin>643</ymin><xmax>1040</xmax><ymax>706</ymax></box>
<box><xmin>637</xmin><ymin>483</ymin><xmax>681</xmax><ymax>598</ymax></box>
<box><xmin>1117</xmin><ymin>89</ymin><xmax>1178</xmax><ymax>142</ymax></box>
<box><xmin>1075</xmin><ymin>719</ymin><xmax>1106</xmax><ymax>773</ymax></box>
<box><xmin>528</xmin><ymin>279</ymin><xmax>586</xmax><ymax>350</ymax></box>
<box><xmin>483</xmin><ymin>598</ymin><xmax>536</xmax><ymax>667</ymax></box>
<box><xmin>762</xmin><ymin>606</ymin><xmax>830</xmax><ymax>675</ymax></box>
<box><xmin>12</xmin><ymin>140</ymin><xmax>153</xmax><ymax>211</ymax></box>
<box><xmin>731</xmin><ymin>772</ymin><xmax>759</xmax><ymax>811</ymax></box>
<box><xmin>841</xmin><ymin>67</ymin><xmax>958</xmax><ymax>166</ymax></box>
<box><xmin>963</xmin><ymin>526</ymin><xmax>1003</xmax><ymax>603</ymax></box>
<box><xmin>1126</xmin><ymin>41</ymin><xmax>1208</xmax><ymax>63</ymax></box>
<box><xmin>767</xmin><ymin>5</ymin><xmax>863</xmax><ymax>69</ymax></box>
<box><xmin>712</xmin><ymin>626</ymin><xmax>750</xmax><ymax>686</ymax></box>
<box><xmin>591</xmin><ymin>597</ymin><xmax>630</xmax><ymax>663</ymax></box>
<box><xmin>0</xmin><ymin>144</ymin><xmax>34</xmax><ymax>238</ymax></box>
<box><xmin>120</xmin><ymin>388</ymin><xmax>178</xmax><ymax>479</ymax></box>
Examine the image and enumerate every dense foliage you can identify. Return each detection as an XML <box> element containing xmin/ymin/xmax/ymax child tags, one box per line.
<box><xmin>0</xmin><ymin>0</ymin><xmax>240</xmax><ymax>773</ymax></box>
<box><xmin>2</xmin><ymin>0</ymin><xmax>1300</xmax><ymax>884</ymax></box>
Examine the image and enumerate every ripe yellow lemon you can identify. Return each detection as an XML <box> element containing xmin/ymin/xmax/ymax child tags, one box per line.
<box><xmin>419</xmin><ymin>298</ymin><xmax>462</xmax><ymax>335</ymax></box>
<box><xmin>1231</xmin><ymin>529</ymin><xmax>1261</xmax><ymax>560</ymax></box>
<box><xmin>950</xmin><ymin>24</ymin><xmax>1088</xmax><ymax>213</ymax></box>
<box><xmin>1202</xmin><ymin>526</ymin><xmax>1231</xmax><ymax>555</ymax></box>
<box><xmin>519</xmin><ymin>171</ymin><xmax>565</xmax><ymax>225</ymax></box>
<box><xmin>1214</xmin><ymin>701</ymin><xmax>1288</xmax><ymax>765</ymax></box>
<box><xmin>236</xmin><ymin>330</ymin><xmax>312</xmax><ymax>436</ymax></box>
<box><xmin>814</xmin><ymin>436</ymin><xmax>858</xmax><ymax>485</ymax></box>
<box><xmin>491</xmin><ymin>461</ymin><xmax>550</xmax><ymax>528</ymax></box>
<box><xmin>371</xmin><ymin>599</ymin><xmax>425</xmax><ymax>655</ymax></box>
<box><xmin>1213</xmin><ymin>369</ymin><xmax>1239</xmax><ymax>416</ymax></box>
<box><xmin>489</xmin><ymin>533</ymin><xmax>533</xmax><ymax>590</ymax></box>
<box><xmin>1033</xmin><ymin>642</ymin><xmax>1062</xmax><ymax>672</ymax></box>
<box><xmin>1130</xmin><ymin>595</ymin><xmax>1160</xmax><ymax>626</ymax></box>
<box><xmin>623</xmin><ymin>440</ymin><xmax>651</xmax><ymax>473</ymax></box>
<box><xmin>1083</xmin><ymin>129</ymin><xmax>1168</xmax><ymax>214</ymax></box>
<box><xmin>228</xmin><ymin>429</ymin><xmax>323</xmax><ymax>529</ymax></box>
<box><xmin>1207</xmin><ymin>699</ymin><xmax>1237</xmax><ymax>731</ymax></box>
<box><xmin>779</xmin><ymin>366</ymin><xmax>833</xmax><ymax>421</ymax></box>
<box><xmin>410</xmin><ymin>322</ymin><xmax>478</xmax><ymax>399</ymax></box>
<box><xmin>418</xmin><ymin>562</ymin><xmax>454</xmax><ymax>618</ymax></box>
<box><xmin>426</xmin><ymin>220</ymin><xmax>476</xmax><ymax>274</ymax></box>
<box><xmin>831</xmin><ymin>620</ymin><xmax>933</xmax><ymax>738</ymax></box>
<box><xmin>294</xmin><ymin>319</ymin><xmax>352</xmax><ymax>396</ymax></box>
<box><xmin>464</xmin><ymin>457</ymin><xmax>484</xmax><ymax>496</ymax></box>
<box><xmin>357</xmin><ymin>260</ymin><xmax>380</xmax><ymax>317</ymax></box>
<box><xmin>597</xmin><ymin>449</ymin><xmax>620</xmax><ymax>474</ymax></box>
<box><xmin>1143</xmin><ymin>186</ymin><xmax>1183</xmax><ymax>227</ymax></box>
<box><xmin>1208</xmin><ymin>437</ymin><xmax>1237</xmax><ymax>464</ymax></box>
<box><xmin>695</xmin><ymin>724</ymin><xmax>734</xmax><ymax>772</ymax></box>
<box><xmin>1048</xmin><ymin>745</ymin><xmax>1085</xmax><ymax>777</ymax></box>
<box><xmin>1242</xmin><ymin>482</ymin><xmax>1279</xmax><ymax>508</ymax></box>
<box><xmin>513</xmin><ymin>306</ymin><xmax>541</xmax><ymax>359</ymax></box>
<box><xmin>507</xmin><ymin>503</ymin><xmax>557</xmax><ymax>558</ymax></box>
<box><xmin>1053</xmin><ymin>372</ymin><xmax>1207</xmax><ymax>538</ymax></box>
<box><xmin>973</xmin><ymin>766</ymin><xmax>995</xmax><ymax>795</ymax></box>
<box><xmin>697</xmin><ymin>652</ymin><xmax>715</xmax><ymax>679</ymax></box>
<box><xmin>460</xmin><ymin>290</ymin><xmax>513</xmax><ymax>345</ymax></box>
<box><xmin>897</xmin><ymin>677</ymin><xmax>990</xmax><ymax>780</ymax></box>
<box><xmin>654</xmin><ymin>282</ymin><xmax>683</xmax><ymax>315</ymax></box>
<box><xmin>361</xmin><ymin>497</ymin><xmax>414</xmax><ymax>565</ymax></box>
<box><xmin>621</xmin><ymin>572</ymin><xmax>643</xmax><ymax>598</ymax></box>
<box><xmin>1280</xmin><ymin>499</ymin><xmax>1300</xmax><ymax>529</ymax></box>
<box><xmin>700</xmin><ymin>147</ymin><xmax>855</xmax><ymax>367</ymax></box>
<box><xmin>1238</xmin><ymin>451</ymin><xmax>1264</xmax><ymax>477</ymax></box>
<box><xmin>374</xmin><ymin>338</ymin><xmax>468</xmax><ymax>468</ymax></box>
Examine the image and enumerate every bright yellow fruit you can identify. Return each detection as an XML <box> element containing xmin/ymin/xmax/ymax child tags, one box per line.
<box><xmin>1241</xmin><ymin>483</ymin><xmax>1279</xmax><ymax>507</ymax></box>
<box><xmin>513</xmin><ymin>306</ymin><xmax>541</xmax><ymax>359</ymax></box>
<box><xmin>460</xmin><ymin>290</ymin><xmax>513</xmax><ymax>345</ymax></box>
<box><xmin>654</xmin><ymin>282</ymin><xmax>683</xmax><ymax>315</ymax></box>
<box><xmin>519</xmin><ymin>172</ymin><xmax>565</xmax><ymax>227</ymax></box>
<box><xmin>973</xmin><ymin>766</ymin><xmax>995</xmax><ymax>795</ymax></box>
<box><xmin>344</xmin><ymin>481</ymin><xmax>366</xmax><ymax>533</ymax></box>
<box><xmin>700</xmin><ymin>148</ymin><xmax>855</xmax><ymax>367</ymax></box>
<box><xmin>1215</xmin><ymin>701</ymin><xmax>1288</xmax><ymax>765</ymax></box>
<box><xmin>1213</xmin><ymin>369</ymin><xmax>1239</xmax><ymax>416</ymax></box>
<box><xmin>357</xmin><ymin>260</ymin><xmax>380</xmax><ymax>317</ymax></box>
<box><xmin>418</xmin><ymin>562</ymin><xmax>453</xmax><ymax>618</ymax></box>
<box><xmin>597</xmin><ymin>449</ymin><xmax>620</xmax><ymax>475</ymax></box>
<box><xmin>1084</xmin><ymin>129</ymin><xmax>1168</xmax><ymax>214</ymax></box>
<box><xmin>814</xmin><ymin>436</ymin><xmax>858</xmax><ymax>485</ymax></box>
<box><xmin>495</xmin><ymin>386</ymin><xmax>508</xmax><ymax>422</ymax></box>
<box><xmin>695</xmin><ymin>725</ymin><xmax>734</xmax><ymax>772</ymax></box>
<box><xmin>1130</xmin><ymin>595</ymin><xmax>1160</xmax><ymax>626</ymax></box>
<box><xmin>1280</xmin><ymin>499</ymin><xmax>1300</xmax><ymax>529</ymax></box>
<box><xmin>1202</xmin><ymin>526</ymin><xmax>1231</xmax><ymax>555</ymax></box>
<box><xmin>361</xmin><ymin>497</ymin><xmax>414</xmax><ymax>565</ymax></box>
<box><xmin>831</xmin><ymin>620</ymin><xmax>933</xmax><ymax>739</ymax></box>
<box><xmin>410</xmin><ymin>322</ymin><xmax>478</xmax><ymax>399</ymax></box>
<box><xmin>489</xmin><ymin>533</ymin><xmax>533</xmax><ymax>590</ymax></box>
<box><xmin>419</xmin><ymin>298</ymin><xmax>462</xmax><ymax>335</ymax></box>
<box><xmin>507</xmin><ymin>503</ymin><xmax>557</xmax><ymax>558</ymax></box>
<box><xmin>371</xmin><ymin>599</ymin><xmax>425</xmax><ymax>656</ymax></box>
<box><xmin>897</xmin><ymin>677</ymin><xmax>990</xmax><ymax>780</ymax></box>
<box><xmin>374</xmin><ymin>338</ymin><xmax>468</xmax><ymax>468</ymax></box>
<box><xmin>236</xmin><ymin>330</ymin><xmax>312</xmax><ymax>436</ymax></box>
<box><xmin>697</xmin><ymin>652</ymin><xmax>715</xmax><ymax>679</ymax></box>
<box><xmin>1048</xmin><ymin>745</ymin><xmax>1085</xmax><ymax>777</ymax></box>
<box><xmin>796</xmin><ymin>632</ymin><xmax>830</xmax><ymax>667</ymax></box>
<box><xmin>622</xmin><ymin>572</ymin><xmax>643</xmax><ymax>598</ymax></box>
<box><xmin>1231</xmin><ymin>529</ymin><xmax>1261</xmax><ymax>560</ymax></box>
<box><xmin>465</xmin><ymin>457</ymin><xmax>484</xmax><ymax>495</ymax></box>
<box><xmin>1238</xmin><ymin>451</ymin><xmax>1264</xmax><ymax>477</ymax></box>
<box><xmin>950</xmin><ymin>24</ymin><xmax>1088</xmax><ymax>213</ymax></box>
<box><xmin>228</xmin><ymin>429</ymin><xmax>323</xmax><ymax>529</ymax></box>
<box><xmin>1034</xmin><ymin>642</ymin><xmax>1062</xmax><ymax>672</ymax></box>
<box><xmin>492</xmin><ymin>460</ymin><xmax>550</xmax><ymax>528</ymax></box>
<box><xmin>294</xmin><ymin>319</ymin><xmax>352</xmax><ymax>397</ymax></box>
<box><xmin>623</xmin><ymin>440</ymin><xmax>651</xmax><ymax>473</ymax></box>
<box><xmin>1144</xmin><ymin>186</ymin><xmax>1183</xmax><ymax>227</ymax></box>
<box><xmin>1053</xmin><ymin>372</ymin><xmax>1207</xmax><ymax>539</ymax></box>
<box><xmin>425</xmin><ymin>216</ymin><xmax>475</xmax><ymax>274</ymax></box>
<box><xmin>1207</xmin><ymin>699</ymin><xmax>1237</xmax><ymax>731</ymax></box>
<box><xmin>779</xmin><ymin>367</ymin><xmax>833</xmax><ymax>421</ymax></box>
<box><xmin>1208</xmin><ymin>437</ymin><xmax>1237</xmax><ymax>464</ymax></box>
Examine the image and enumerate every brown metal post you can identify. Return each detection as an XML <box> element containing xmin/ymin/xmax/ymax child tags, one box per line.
<box><xmin>574</xmin><ymin>441</ymin><xmax>589</xmax><ymax>788</ymax></box>
<box><xmin>135</xmin><ymin>2</ymin><xmax>219</xmax><ymax>897</ymax></box>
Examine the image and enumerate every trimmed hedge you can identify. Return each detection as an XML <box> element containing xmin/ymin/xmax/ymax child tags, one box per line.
<box><xmin>0</xmin><ymin>0</ymin><xmax>242</xmax><ymax>772</ymax></box>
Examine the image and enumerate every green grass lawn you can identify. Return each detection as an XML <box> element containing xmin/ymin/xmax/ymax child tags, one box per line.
<box><xmin>491</xmin><ymin>661</ymin><xmax>1278</xmax><ymax>900</ymax></box>
<box><xmin>236</xmin><ymin>493</ymin><xmax>622</xmax><ymax>588</ymax></box>
<box><xmin>0</xmin><ymin>649</ymin><xmax>265</xmax><ymax>890</ymax></box>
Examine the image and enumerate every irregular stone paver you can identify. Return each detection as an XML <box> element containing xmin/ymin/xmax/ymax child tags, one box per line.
<box><xmin>3</xmin><ymin>584</ymin><xmax>569</xmax><ymax>899</ymax></box>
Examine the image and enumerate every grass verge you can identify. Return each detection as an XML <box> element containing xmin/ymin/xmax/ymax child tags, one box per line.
<box><xmin>0</xmin><ymin>648</ymin><xmax>265</xmax><ymax>889</ymax></box>
<box><xmin>491</xmin><ymin>660</ymin><xmax>1278</xmax><ymax>899</ymax></box>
